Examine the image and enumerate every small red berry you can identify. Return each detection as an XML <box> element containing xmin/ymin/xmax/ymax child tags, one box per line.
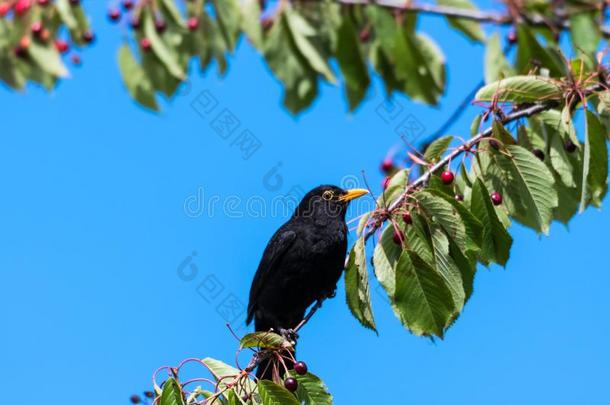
<box><xmin>0</xmin><ymin>2</ymin><xmax>10</xmax><ymax>16</ymax></box>
<box><xmin>82</xmin><ymin>30</ymin><xmax>95</xmax><ymax>44</ymax></box>
<box><xmin>455</xmin><ymin>194</ymin><xmax>464</xmax><ymax>202</ymax></box>
<box><xmin>55</xmin><ymin>39</ymin><xmax>69</xmax><ymax>53</ymax></box>
<box><xmin>491</xmin><ymin>192</ymin><xmax>503</xmax><ymax>206</ymax></box>
<box><xmin>139</xmin><ymin>37</ymin><xmax>152</xmax><ymax>51</ymax></box>
<box><xmin>402</xmin><ymin>211</ymin><xmax>412</xmax><ymax>225</ymax></box>
<box><xmin>108</xmin><ymin>7</ymin><xmax>121</xmax><ymax>22</ymax></box>
<box><xmin>70</xmin><ymin>53</ymin><xmax>81</xmax><ymax>65</ymax></box>
<box><xmin>14</xmin><ymin>37</ymin><xmax>30</xmax><ymax>57</ymax></box>
<box><xmin>15</xmin><ymin>0</ymin><xmax>31</xmax><ymax>16</ymax></box>
<box><xmin>143</xmin><ymin>392</ymin><xmax>154</xmax><ymax>399</ymax></box>
<box><xmin>69</xmin><ymin>0</ymin><xmax>79</xmax><ymax>5</ymax></box>
<box><xmin>565</xmin><ymin>140</ymin><xmax>577</xmax><ymax>153</ymax></box>
<box><xmin>31</xmin><ymin>21</ymin><xmax>43</xmax><ymax>36</ymax></box>
<box><xmin>37</xmin><ymin>0</ymin><xmax>49</xmax><ymax>6</ymax></box>
<box><xmin>392</xmin><ymin>229</ymin><xmax>404</xmax><ymax>245</ymax></box>
<box><xmin>532</xmin><ymin>148</ymin><xmax>545</xmax><ymax>161</ymax></box>
<box><xmin>507</xmin><ymin>30</ymin><xmax>517</xmax><ymax>44</ymax></box>
<box><xmin>129</xmin><ymin>16</ymin><xmax>141</xmax><ymax>29</ymax></box>
<box><xmin>155</xmin><ymin>18</ymin><xmax>166</xmax><ymax>33</ymax></box>
<box><xmin>129</xmin><ymin>395</ymin><xmax>141</xmax><ymax>404</ymax></box>
<box><xmin>380</xmin><ymin>158</ymin><xmax>393</xmax><ymax>173</ymax></box>
<box><xmin>284</xmin><ymin>377</ymin><xmax>298</xmax><ymax>392</ymax></box>
<box><xmin>382</xmin><ymin>176</ymin><xmax>390</xmax><ymax>190</ymax></box>
<box><xmin>489</xmin><ymin>139</ymin><xmax>500</xmax><ymax>150</ymax></box>
<box><xmin>440</xmin><ymin>170</ymin><xmax>454</xmax><ymax>185</ymax></box>
<box><xmin>121</xmin><ymin>0</ymin><xmax>134</xmax><ymax>10</ymax></box>
<box><xmin>294</xmin><ymin>361</ymin><xmax>308</xmax><ymax>375</ymax></box>
<box><xmin>187</xmin><ymin>16</ymin><xmax>199</xmax><ymax>31</ymax></box>
<box><xmin>39</xmin><ymin>28</ymin><xmax>51</xmax><ymax>42</ymax></box>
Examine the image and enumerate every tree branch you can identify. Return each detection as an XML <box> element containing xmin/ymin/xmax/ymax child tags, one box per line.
<box><xmin>363</xmin><ymin>81</ymin><xmax>607</xmax><ymax>241</ymax></box>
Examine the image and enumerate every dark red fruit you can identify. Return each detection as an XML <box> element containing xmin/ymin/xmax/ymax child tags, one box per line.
<box><xmin>108</xmin><ymin>7</ymin><xmax>121</xmax><ymax>22</ymax></box>
<box><xmin>129</xmin><ymin>395</ymin><xmax>141</xmax><ymax>404</ymax></box>
<box><xmin>455</xmin><ymin>194</ymin><xmax>464</xmax><ymax>202</ymax></box>
<box><xmin>440</xmin><ymin>170</ymin><xmax>454</xmax><ymax>185</ymax></box>
<box><xmin>70</xmin><ymin>53</ymin><xmax>81</xmax><ymax>65</ymax></box>
<box><xmin>69</xmin><ymin>0</ymin><xmax>79</xmax><ymax>5</ymax></box>
<box><xmin>489</xmin><ymin>139</ymin><xmax>500</xmax><ymax>150</ymax></box>
<box><xmin>507</xmin><ymin>30</ymin><xmax>517</xmax><ymax>44</ymax></box>
<box><xmin>15</xmin><ymin>0</ymin><xmax>31</xmax><ymax>16</ymax></box>
<box><xmin>155</xmin><ymin>18</ymin><xmax>166</xmax><ymax>33</ymax></box>
<box><xmin>565</xmin><ymin>139</ymin><xmax>577</xmax><ymax>153</ymax></box>
<box><xmin>284</xmin><ymin>377</ymin><xmax>298</xmax><ymax>392</ymax></box>
<box><xmin>187</xmin><ymin>16</ymin><xmax>199</xmax><ymax>31</ymax></box>
<box><xmin>532</xmin><ymin>148</ymin><xmax>545</xmax><ymax>161</ymax></box>
<box><xmin>122</xmin><ymin>0</ymin><xmax>134</xmax><ymax>10</ymax></box>
<box><xmin>37</xmin><ymin>0</ymin><xmax>49</xmax><ymax>5</ymax></box>
<box><xmin>54</xmin><ymin>39</ymin><xmax>69</xmax><ymax>53</ymax></box>
<box><xmin>130</xmin><ymin>16</ymin><xmax>141</xmax><ymax>29</ymax></box>
<box><xmin>14</xmin><ymin>36</ymin><xmax>30</xmax><ymax>57</ymax></box>
<box><xmin>140</xmin><ymin>37</ymin><xmax>152</xmax><ymax>51</ymax></box>
<box><xmin>294</xmin><ymin>361</ymin><xmax>308</xmax><ymax>375</ymax></box>
<box><xmin>382</xmin><ymin>176</ymin><xmax>390</xmax><ymax>190</ymax></box>
<box><xmin>380</xmin><ymin>158</ymin><xmax>393</xmax><ymax>173</ymax></box>
<box><xmin>82</xmin><ymin>30</ymin><xmax>95</xmax><ymax>43</ymax></box>
<box><xmin>392</xmin><ymin>229</ymin><xmax>404</xmax><ymax>245</ymax></box>
<box><xmin>31</xmin><ymin>21</ymin><xmax>43</xmax><ymax>36</ymax></box>
<box><xmin>491</xmin><ymin>192</ymin><xmax>503</xmax><ymax>206</ymax></box>
<box><xmin>143</xmin><ymin>392</ymin><xmax>154</xmax><ymax>399</ymax></box>
<box><xmin>402</xmin><ymin>211</ymin><xmax>412</xmax><ymax>225</ymax></box>
<box><xmin>0</xmin><ymin>2</ymin><xmax>10</xmax><ymax>16</ymax></box>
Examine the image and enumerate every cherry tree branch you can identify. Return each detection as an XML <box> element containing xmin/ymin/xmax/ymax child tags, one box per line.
<box><xmin>363</xmin><ymin>80</ymin><xmax>607</xmax><ymax>241</ymax></box>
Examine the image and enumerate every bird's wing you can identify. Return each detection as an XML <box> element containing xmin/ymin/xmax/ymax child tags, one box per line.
<box><xmin>247</xmin><ymin>229</ymin><xmax>297</xmax><ymax>325</ymax></box>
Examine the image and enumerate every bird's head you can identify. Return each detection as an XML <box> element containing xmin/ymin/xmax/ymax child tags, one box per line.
<box><xmin>294</xmin><ymin>185</ymin><xmax>369</xmax><ymax>219</ymax></box>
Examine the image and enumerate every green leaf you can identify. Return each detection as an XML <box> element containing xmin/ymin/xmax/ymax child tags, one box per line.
<box><xmin>403</xmin><ymin>32</ymin><xmax>446</xmax><ymax>104</ymax></box>
<box><xmin>470</xmin><ymin>178</ymin><xmax>512</xmax><ymax>266</ymax></box>
<box><xmin>475</xmin><ymin>75</ymin><xmax>562</xmax><ymax>103</ymax></box>
<box><xmin>202</xmin><ymin>358</ymin><xmax>256</xmax><ymax>395</ymax></box>
<box><xmin>239</xmin><ymin>332</ymin><xmax>290</xmax><ymax>350</ymax></box>
<box><xmin>160</xmin><ymin>378</ymin><xmax>185</xmax><ymax>405</ymax></box>
<box><xmin>549</xmin><ymin>124</ymin><xmax>576</xmax><ymax>188</ymax></box>
<box><xmin>570</xmin><ymin>12</ymin><xmax>601</xmax><ymax>63</ymax></box>
<box><xmin>580</xmin><ymin>110</ymin><xmax>609</xmax><ymax>210</ymax></box>
<box><xmin>289</xmin><ymin>372</ymin><xmax>333</xmax><ymax>405</ymax></box>
<box><xmin>415</xmin><ymin>191</ymin><xmax>468</xmax><ymax>251</ymax></box>
<box><xmin>357</xmin><ymin>212</ymin><xmax>371</xmax><ymax>237</ymax></box>
<box><xmin>285</xmin><ymin>7</ymin><xmax>336</xmax><ymax>83</ymax></box>
<box><xmin>424</xmin><ymin>135</ymin><xmax>453</xmax><ymax>162</ymax></box>
<box><xmin>28</xmin><ymin>41</ymin><xmax>68</xmax><ymax>78</ymax></box>
<box><xmin>492</xmin><ymin>121</ymin><xmax>516</xmax><ymax>145</ymax></box>
<box><xmin>429</xmin><ymin>225</ymin><xmax>466</xmax><ymax>312</ymax></box>
<box><xmin>335</xmin><ymin>11</ymin><xmax>370</xmax><ymax>110</ymax></box>
<box><xmin>373</xmin><ymin>224</ymin><xmax>403</xmax><ymax>298</ymax></box>
<box><xmin>159</xmin><ymin>0</ymin><xmax>185</xmax><ymax>27</ymax></box>
<box><xmin>257</xmin><ymin>381</ymin><xmax>300</xmax><ymax>405</ymax></box>
<box><xmin>484</xmin><ymin>33</ymin><xmax>513</xmax><ymax>83</ymax></box>
<box><xmin>117</xmin><ymin>45</ymin><xmax>159</xmax><ymax>111</ymax></box>
<box><xmin>143</xmin><ymin>11</ymin><xmax>186</xmax><ymax>80</ymax></box>
<box><xmin>394</xmin><ymin>250</ymin><xmax>456</xmax><ymax>338</ymax></box>
<box><xmin>212</xmin><ymin>0</ymin><xmax>241</xmax><ymax>51</ymax></box>
<box><xmin>56</xmin><ymin>0</ymin><xmax>78</xmax><ymax>30</ymax></box>
<box><xmin>241</xmin><ymin>0</ymin><xmax>263</xmax><ymax>49</ymax></box>
<box><xmin>345</xmin><ymin>238</ymin><xmax>377</xmax><ymax>331</ymax></box>
<box><xmin>377</xmin><ymin>169</ymin><xmax>408</xmax><ymax>207</ymax></box>
<box><xmin>437</xmin><ymin>0</ymin><xmax>485</xmax><ymax>42</ymax></box>
<box><xmin>515</xmin><ymin>24</ymin><xmax>565</xmax><ymax>77</ymax></box>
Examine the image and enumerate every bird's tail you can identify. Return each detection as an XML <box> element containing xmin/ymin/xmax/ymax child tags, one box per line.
<box><xmin>255</xmin><ymin>351</ymin><xmax>295</xmax><ymax>381</ymax></box>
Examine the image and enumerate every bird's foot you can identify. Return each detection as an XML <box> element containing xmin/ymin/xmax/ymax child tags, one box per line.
<box><xmin>279</xmin><ymin>328</ymin><xmax>299</xmax><ymax>345</ymax></box>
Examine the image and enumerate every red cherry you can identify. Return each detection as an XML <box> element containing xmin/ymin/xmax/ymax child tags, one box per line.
<box><xmin>284</xmin><ymin>377</ymin><xmax>298</xmax><ymax>392</ymax></box>
<box><xmin>129</xmin><ymin>395</ymin><xmax>141</xmax><ymax>404</ymax></box>
<box><xmin>14</xmin><ymin>37</ymin><xmax>30</xmax><ymax>57</ymax></box>
<box><xmin>507</xmin><ymin>30</ymin><xmax>517</xmax><ymax>44</ymax></box>
<box><xmin>380</xmin><ymin>158</ymin><xmax>393</xmax><ymax>173</ymax></box>
<box><xmin>129</xmin><ymin>16</ymin><xmax>141</xmax><ymax>29</ymax></box>
<box><xmin>392</xmin><ymin>229</ymin><xmax>404</xmax><ymax>245</ymax></box>
<box><xmin>121</xmin><ymin>0</ymin><xmax>134</xmax><ymax>10</ymax></box>
<box><xmin>15</xmin><ymin>0</ymin><xmax>31</xmax><ymax>16</ymax></box>
<box><xmin>565</xmin><ymin>140</ymin><xmax>577</xmax><ymax>153</ymax></box>
<box><xmin>70</xmin><ymin>53</ymin><xmax>81</xmax><ymax>65</ymax></box>
<box><xmin>54</xmin><ymin>39</ymin><xmax>69</xmax><ymax>53</ymax></box>
<box><xmin>187</xmin><ymin>16</ymin><xmax>199</xmax><ymax>31</ymax></box>
<box><xmin>82</xmin><ymin>30</ymin><xmax>95</xmax><ymax>44</ymax></box>
<box><xmin>139</xmin><ymin>37</ymin><xmax>152</xmax><ymax>51</ymax></box>
<box><xmin>382</xmin><ymin>176</ymin><xmax>390</xmax><ymax>190</ymax></box>
<box><xmin>455</xmin><ymin>194</ymin><xmax>464</xmax><ymax>202</ymax></box>
<box><xmin>402</xmin><ymin>212</ymin><xmax>412</xmax><ymax>225</ymax></box>
<box><xmin>155</xmin><ymin>18</ymin><xmax>166</xmax><ymax>33</ymax></box>
<box><xmin>69</xmin><ymin>0</ymin><xmax>79</xmax><ymax>5</ymax></box>
<box><xmin>0</xmin><ymin>2</ymin><xmax>10</xmax><ymax>16</ymax></box>
<box><xmin>532</xmin><ymin>148</ymin><xmax>545</xmax><ymax>161</ymax></box>
<box><xmin>294</xmin><ymin>361</ymin><xmax>308</xmax><ymax>375</ymax></box>
<box><xmin>143</xmin><ymin>392</ymin><xmax>154</xmax><ymax>399</ymax></box>
<box><xmin>37</xmin><ymin>0</ymin><xmax>49</xmax><ymax>5</ymax></box>
<box><xmin>31</xmin><ymin>21</ymin><xmax>43</xmax><ymax>36</ymax></box>
<box><xmin>108</xmin><ymin>7</ymin><xmax>121</xmax><ymax>22</ymax></box>
<box><xmin>440</xmin><ymin>170</ymin><xmax>454</xmax><ymax>185</ymax></box>
<box><xmin>491</xmin><ymin>192</ymin><xmax>503</xmax><ymax>206</ymax></box>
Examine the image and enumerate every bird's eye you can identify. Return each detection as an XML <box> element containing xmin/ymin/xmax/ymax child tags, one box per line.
<box><xmin>322</xmin><ymin>190</ymin><xmax>334</xmax><ymax>200</ymax></box>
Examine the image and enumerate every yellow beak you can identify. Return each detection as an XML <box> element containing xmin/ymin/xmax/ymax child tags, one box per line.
<box><xmin>339</xmin><ymin>188</ymin><xmax>369</xmax><ymax>202</ymax></box>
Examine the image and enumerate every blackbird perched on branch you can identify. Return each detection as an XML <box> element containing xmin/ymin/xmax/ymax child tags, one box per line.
<box><xmin>247</xmin><ymin>185</ymin><xmax>368</xmax><ymax>380</ymax></box>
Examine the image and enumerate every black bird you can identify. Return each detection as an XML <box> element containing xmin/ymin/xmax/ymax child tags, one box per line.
<box><xmin>247</xmin><ymin>185</ymin><xmax>368</xmax><ymax>380</ymax></box>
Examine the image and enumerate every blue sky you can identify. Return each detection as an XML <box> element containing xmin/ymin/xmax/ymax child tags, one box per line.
<box><xmin>1</xmin><ymin>3</ymin><xmax>609</xmax><ymax>405</ymax></box>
